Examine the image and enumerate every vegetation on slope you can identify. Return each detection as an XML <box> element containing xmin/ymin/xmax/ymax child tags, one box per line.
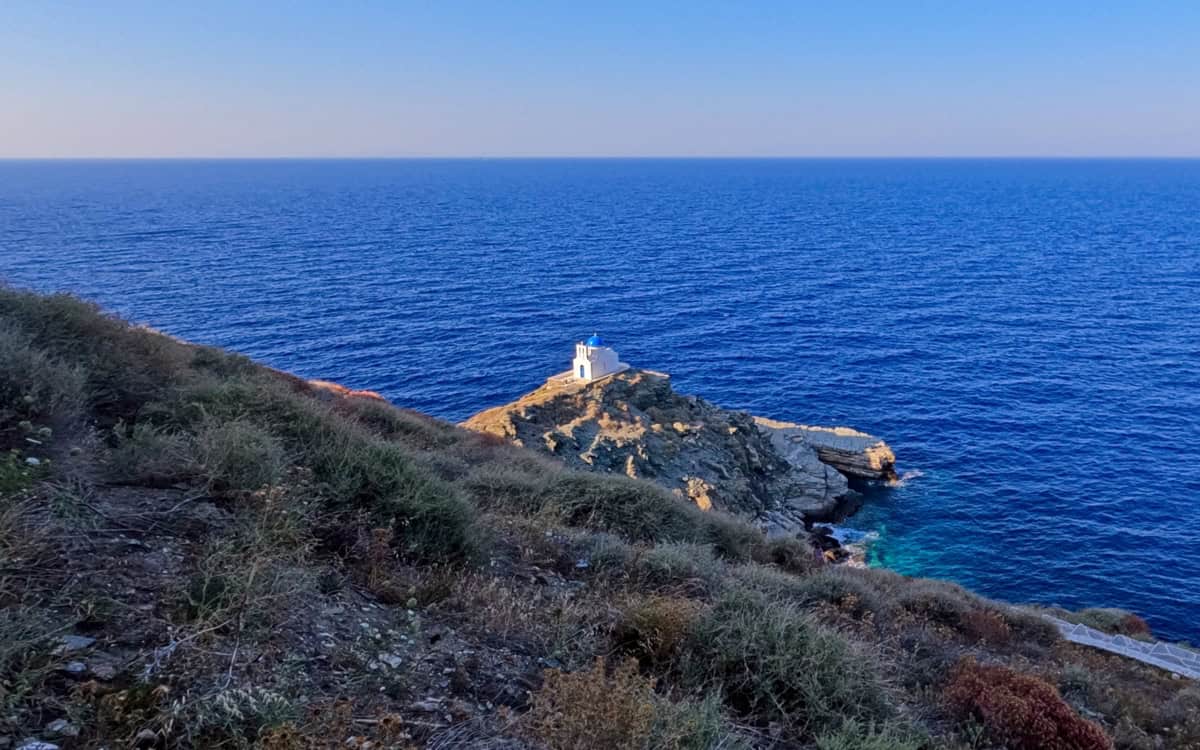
<box><xmin>1</xmin><ymin>286</ymin><xmax>1197</xmax><ymax>749</ymax></box>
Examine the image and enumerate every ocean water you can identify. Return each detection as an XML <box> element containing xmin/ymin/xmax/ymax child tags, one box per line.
<box><xmin>2</xmin><ymin>158</ymin><xmax>1198</xmax><ymax>642</ymax></box>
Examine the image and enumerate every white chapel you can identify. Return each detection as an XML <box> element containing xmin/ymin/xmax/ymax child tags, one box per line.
<box><xmin>572</xmin><ymin>334</ymin><xmax>629</xmax><ymax>382</ymax></box>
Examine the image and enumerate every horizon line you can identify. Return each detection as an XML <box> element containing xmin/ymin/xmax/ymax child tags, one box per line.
<box><xmin>2</xmin><ymin>155</ymin><xmax>1199</xmax><ymax>161</ymax></box>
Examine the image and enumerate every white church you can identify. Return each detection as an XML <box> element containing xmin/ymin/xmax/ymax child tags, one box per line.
<box><xmin>571</xmin><ymin>333</ymin><xmax>630</xmax><ymax>382</ymax></box>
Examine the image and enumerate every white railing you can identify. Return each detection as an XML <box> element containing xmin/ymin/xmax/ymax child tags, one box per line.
<box><xmin>1044</xmin><ymin>615</ymin><xmax>1200</xmax><ymax>680</ymax></box>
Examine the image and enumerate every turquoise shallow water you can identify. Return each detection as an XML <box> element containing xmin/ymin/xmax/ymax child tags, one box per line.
<box><xmin>2</xmin><ymin>158</ymin><xmax>1197</xmax><ymax>642</ymax></box>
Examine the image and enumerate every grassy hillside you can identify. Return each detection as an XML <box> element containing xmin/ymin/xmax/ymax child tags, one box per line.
<box><xmin>1</xmin><ymin>287</ymin><xmax>1196</xmax><ymax>749</ymax></box>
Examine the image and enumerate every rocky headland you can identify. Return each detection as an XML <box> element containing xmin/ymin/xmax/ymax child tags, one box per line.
<box><xmin>463</xmin><ymin>369</ymin><xmax>896</xmax><ymax>533</ymax></box>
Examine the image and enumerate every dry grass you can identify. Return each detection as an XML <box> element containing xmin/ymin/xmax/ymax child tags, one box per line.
<box><xmin>613</xmin><ymin>595</ymin><xmax>706</xmax><ymax>668</ymax></box>
<box><xmin>526</xmin><ymin>658</ymin><xmax>656</xmax><ymax>750</ymax></box>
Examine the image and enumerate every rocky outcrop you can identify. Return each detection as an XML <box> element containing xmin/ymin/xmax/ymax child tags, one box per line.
<box><xmin>754</xmin><ymin>418</ymin><xmax>897</xmax><ymax>482</ymax></box>
<box><xmin>463</xmin><ymin>370</ymin><xmax>895</xmax><ymax>531</ymax></box>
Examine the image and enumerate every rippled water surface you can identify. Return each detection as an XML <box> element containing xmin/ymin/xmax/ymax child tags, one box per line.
<box><xmin>3</xmin><ymin>159</ymin><xmax>1198</xmax><ymax>641</ymax></box>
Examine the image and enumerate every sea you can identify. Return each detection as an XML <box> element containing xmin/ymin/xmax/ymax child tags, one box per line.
<box><xmin>2</xmin><ymin>158</ymin><xmax>1197</xmax><ymax>643</ymax></box>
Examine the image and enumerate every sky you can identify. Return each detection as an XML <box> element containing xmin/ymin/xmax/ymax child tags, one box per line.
<box><xmin>2</xmin><ymin>1</ymin><xmax>1198</xmax><ymax>157</ymax></box>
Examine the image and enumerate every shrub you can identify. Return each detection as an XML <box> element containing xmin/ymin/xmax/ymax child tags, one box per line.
<box><xmin>943</xmin><ymin>658</ymin><xmax>1113</xmax><ymax>750</ymax></box>
<box><xmin>468</xmin><ymin>456</ymin><xmax>771</xmax><ymax>556</ymax></box>
<box><xmin>815</xmin><ymin>719</ymin><xmax>926</xmax><ymax>750</ymax></box>
<box><xmin>182</xmin><ymin>504</ymin><xmax>316</xmax><ymax>628</ymax></box>
<box><xmin>176</xmin><ymin>686</ymin><xmax>299</xmax><ymax>748</ymax></box>
<box><xmin>613</xmin><ymin>595</ymin><xmax>706</xmax><ymax>668</ymax></box>
<box><xmin>526</xmin><ymin>658</ymin><xmax>655</xmax><ymax>750</ymax></box>
<box><xmin>895</xmin><ymin>579</ymin><xmax>975</xmax><ymax>629</ymax></box>
<box><xmin>703</xmin><ymin>511</ymin><xmax>761</xmax><ymax>562</ymax></box>
<box><xmin>548</xmin><ymin>473</ymin><xmax>711</xmax><ymax>542</ymax></box>
<box><xmin>0</xmin><ymin>322</ymin><xmax>87</xmax><ymax>428</ymax></box>
<box><xmin>729</xmin><ymin>562</ymin><xmax>809</xmax><ymax>600</ymax></box>
<box><xmin>893</xmin><ymin>622</ymin><xmax>962</xmax><ymax>692</ymax></box>
<box><xmin>680</xmin><ymin>589</ymin><xmax>889</xmax><ymax>738</ymax></box>
<box><xmin>961</xmin><ymin>608</ymin><xmax>1013</xmax><ymax>645</ymax></box>
<box><xmin>795</xmin><ymin>568</ymin><xmax>885</xmax><ymax>620</ymax></box>
<box><xmin>108</xmin><ymin>422</ymin><xmax>198</xmax><ymax>486</ymax></box>
<box><xmin>1057</xmin><ymin>664</ymin><xmax>1094</xmax><ymax>698</ymax></box>
<box><xmin>173</xmin><ymin>373</ymin><xmax>483</xmax><ymax>561</ymax></box>
<box><xmin>0</xmin><ymin>607</ymin><xmax>58</xmax><ymax>732</ymax></box>
<box><xmin>0</xmin><ymin>288</ymin><xmax>191</xmax><ymax>420</ymax></box>
<box><xmin>384</xmin><ymin>475</ymin><xmax>479</xmax><ymax>563</ymax></box>
<box><xmin>1071</xmin><ymin>607</ymin><xmax>1153</xmax><ymax>638</ymax></box>
<box><xmin>751</xmin><ymin>534</ymin><xmax>819</xmax><ymax>574</ymax></box>
<box><xmin>195</xmin><ymin>419</ymin><xmax>287</xmax><ymax>492</ymax></box>
<box><xmin>0</xmin><ymin>451</ymin><xmax>48</xmax><ymax>497</ymax></box>
<box><xmin>349</xmin><ymin>398</ymin><xmax>457</xmax><ymax>448</ymax></box>
<box><xmin>649</xmin><ymin>692</ymin><xmax>750</xmax><ymax>750</ymax></box>
<box><xmin>1002</xmin><ymin>606</ymin><xmax>1062</xmax><ymax>647</ymax></box>
<box><xmin>581</xmin><ymin>532</ymin><xmax>635</xmax><ymax>576</ymax></box>
<box><xmin>463</xmin><ymin>463</ymin><xmax>550</xmax><ymax>511</ymax></box>
<box><xmin>634</xmin><ymin>543</ymin><xmax>725</xmax><ymax>594</ymax></box>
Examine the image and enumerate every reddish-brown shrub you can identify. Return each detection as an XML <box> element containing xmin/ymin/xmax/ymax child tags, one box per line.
<box><xmin>944</xmin><ymin>658</ymin><xmax>1112</xmax><ymax>750</ymax></box>
<box><xmin>962</xmin><ymin>608</ymin><xmax>1013</xmax><ymax>645</ymax></box>
<box><xmin>1116</xmin><ymin>612</ymin><xmax>1151</xmax><ymax>636</ymax></box>
<box><xmin>526</xmin><ymin>658</ymin><xmax>655</xmax><ymax>750</ymax></box>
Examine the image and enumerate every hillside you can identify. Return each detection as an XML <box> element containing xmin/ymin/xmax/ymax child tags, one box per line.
<box><xmin>1</xmin><ymin>287</ymin><xmax>1197</xmax><ymax>750</ymax></box>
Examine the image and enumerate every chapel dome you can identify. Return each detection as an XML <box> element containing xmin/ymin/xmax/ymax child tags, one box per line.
<box><xmin>585</xmin><ymin>333</ymin><xmax>604</xmax><ymax>347</ymax></box>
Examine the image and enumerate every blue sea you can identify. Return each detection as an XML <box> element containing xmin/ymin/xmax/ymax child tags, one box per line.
<box><xmin>2</xmin><ymin>159</ymin><xmax>1198</xmax><ymax>642</ymax></box>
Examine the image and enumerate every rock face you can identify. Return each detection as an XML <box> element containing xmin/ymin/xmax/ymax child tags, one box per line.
<box><xmin>463</xmin><ymin>370</ymin><xmax>895</xmax><ymax>531</ymax></box>
<box><xmin>754</xmin><ymin>418</ymin><xmax>897</xmax><ymax>482</ymax></box>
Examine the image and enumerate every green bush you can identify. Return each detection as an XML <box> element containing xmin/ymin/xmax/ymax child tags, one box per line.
<box><xmin>1001</xmin><ymin>606</ymin><xmax>1061</xmax><ymax>647</ymax></box>
<box><xmin>549</xmin><ymin>473</ymin><xmax>710</xmax><ymax>542</ymax></box>
<box><xmin>177</xmin><ymin>376</ymin><xmax>480</xmax><ymax>562</ymax></box>
<box><xmin>384</xmin><ymin>476</ymin><xmax>479</xmax><ymax>563</ymax></box>
<box><xmin>349</xmin><ymin>398</ymin><xmax>458</xmax><ymax>447</ymax></box>
<box><xmin>0</xmin><ymin>607</ymin><xmax>59</xmax><ymax>733</ymax></box>
<box><xmin>180</xmin><ymin>686</ymin><xmax>299</xmax><ymax>748</ymax></box>
<box><xmin>0</xmin><ymin>287</ymin><xmax>191</xmax><ymax>420</ymax></box>
<box><xmin>728</xmin><ymin>562</ymin><xmax>809</xmax><ymax>600</ymax></box>
<box><xmin>649</xmin><ymin>692</ymin><xmax>751</xmax><ymax>750</ymax></box>
<box><xmin>681</xmin><ymin>589</ymin><xmax>890</xmax><ymax>738</ymax></box>
<box><xmin>795</xmin><ymin>568</ymin><xmax>885</xmax><ymax>620</ymax></box>
<box><xmin>0</xmin><ymin>451</ymin><xmax>47</xmax><ymax>496</ymax></box>
<box><xmin>1069</xmin><ymin>607</ymin><xmax>1152</xmax><ymax>638</ymax></box>
<box><xmin>0</xmin><ymin>323</ymin><xmax>87</xmax><ymax>426</ymax></box>
<box><xmin>895</xmin><ymin>579</ymin><xmax>976</xmax><ymax>628</ymax></box>
<box><xmin>108</xmin><ymin>422</ymin><xmax>198</xmax><ymax>486</ymax></box>
<box><xmin>581</xmin><ymin>532</ymin><xmax>635</xmax><ymax>575</ymax></box>
<box><xmin>195</xmin><ymin>419</ymin><xmax>287</xmax><ymax>492</ymax></box>
<box><xmin>702</xmin><ymin>511</ymin><xmax>761</xmax><ymax>562</ymax></box>
<box><xmin>463</xmin><ymin>463</ymin><xmax>551</xmax><ymax>511</ymax></box>
<box><xmin>815</xmin><ymin>719</ymin><xmax>925</xmax><ymax>750</ymax></box>
<box><xmin>634</xmin><ymin>543</ymin><xmax>725</xmax><ymax>594</ymax></box>
<box><xmin>751</xmin><ymin>534</ymin><xmax>819</xmax><ymax>574</ymax></box>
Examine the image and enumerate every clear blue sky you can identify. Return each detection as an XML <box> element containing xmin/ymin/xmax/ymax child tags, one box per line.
<box><xmin>2</xmin><ymin>1</ymin><xmax>1198</xmax><ymax>157</ymax></box>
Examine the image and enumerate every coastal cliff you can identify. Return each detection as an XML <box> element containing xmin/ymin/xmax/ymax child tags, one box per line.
<box><xmin>3</xmin><ymin>287</ymin><xmax>1190</xmax><ymax>750</ymax></box>
<box><xmin>463</xmin><ymin>369</ymin><xmax>895</xmax><ymax>531</ymax></box>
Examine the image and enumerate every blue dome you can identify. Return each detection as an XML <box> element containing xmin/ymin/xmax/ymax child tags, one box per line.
<box><xmin>585</xmin><ymin>333</ymin><xmax>604</xmax><ymax>347</ymax></box>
